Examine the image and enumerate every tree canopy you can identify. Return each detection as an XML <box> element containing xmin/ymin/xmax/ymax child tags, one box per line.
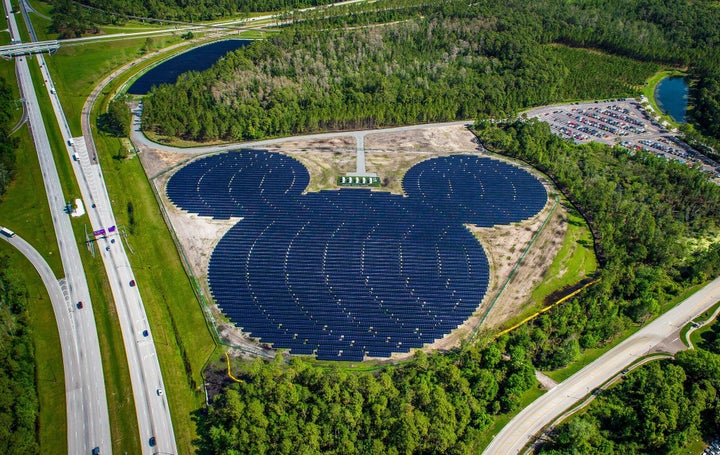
<box><xmin>0</xmin><ymin>79</ymin><xmax>17</xmax><ymax>196</ymax></box>
<box><xmin>0</xmin><ymin>257</ymin><xmax>39</xmax><ymax>454</ymax></box>
<box><xmin>139</xmin><ymin>0</ymin><xmax>720</xmax><ymax>145</ymax></box>
<box><xmin>198</xmin><ymin>338</ymin><xmax>536</xmax><ymax>454</ymax></box>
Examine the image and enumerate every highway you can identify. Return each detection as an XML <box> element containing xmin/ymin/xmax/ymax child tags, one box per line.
<box><xmin>3</xmin><ymin>1</ymin><xmax>112</xmax><ymax>453</ymax></box>
<box><xmin>483</xmin><ymin>275</ymin><xmax>720</xmax><ymax>455</ymax></box>
<box><xmin>15</xmin><ymin>0</ymin><xmax>178</xmax><ymax>452</ymax></box>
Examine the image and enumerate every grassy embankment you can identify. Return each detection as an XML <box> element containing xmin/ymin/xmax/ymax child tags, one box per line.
<box><xmin>46</xmin><ymin>33</ymin><xmax>231</xmax><ymax>452</ymax></box>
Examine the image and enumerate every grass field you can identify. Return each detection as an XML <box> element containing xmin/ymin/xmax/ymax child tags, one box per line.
<box><xmin>30</xmin><ymin>29</ymin><xmax>264</xmax><ymax>453</ymax></box>
<box><xmin>52</xmin><ymin>33</ymin><xmax>218</xmax><ymax>450</ymax></box>
<box><xmin>0</xmin><ymin>241</ymin><xmax>67</xmax><ymax>455</ymax></box>
<box><xmin>47</xmin><ymin>35</ymin><xmax>183</xmax><ymax>135</ymax></box>
<box><xmin>0</xmin><ymin>10</ymin><xmax>10</xmax><ymax>46</ymax></box>
<box><xmin>530</xmin><ymin>204</ymin><xmax>597</xmax><ymax>305</ymax></box>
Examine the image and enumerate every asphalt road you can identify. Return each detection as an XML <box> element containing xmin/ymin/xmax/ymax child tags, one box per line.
<box><xmin>4</xmin><ymin>1</ymin><xmax>112</xmax><ymax>453</ymax></box>
<box><xmin>130</xmin><ymin>116</ymin><xmax>473</xmax><ymax>156</ymax></box>
<box><xmin>483</xmin><ymin>275</ymin><xmax>720</xmax><ymax>455</ymax></box>
<box><xmin>66</xmin><ymin>28</ymin><xmax>179</xmax><ymax>455</ymax></box>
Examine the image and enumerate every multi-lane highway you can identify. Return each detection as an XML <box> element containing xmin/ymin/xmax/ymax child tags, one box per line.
<box><xmin>17</xmin><ymin>0</ymin><xmax>178</xmax><ymax>451</ymax></box>
<box><xmin>483</xmin><ymin>275</ymin><xmax>720</xmax><ymax>455</ymax></box>
<box><xmin>3</xmin><ymin>1</ymin><xmax>112</xmax><ymax>453</ymax></box>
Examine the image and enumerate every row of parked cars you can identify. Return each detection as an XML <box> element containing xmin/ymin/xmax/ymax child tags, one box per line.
<box><xmin>703</xmin><ymin>438</ymin><xmax>720</xmax><ymax>455</ymax></box>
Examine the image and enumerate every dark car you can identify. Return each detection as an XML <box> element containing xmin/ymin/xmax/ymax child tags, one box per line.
<box><xmin>142</xmin><ymin>330</ymin><xmax>149</xmax><ymax>337</ymax></box>
<box><xmin>77</xmin><ymin>301</ymin><xmax>83</xmax><ymax>309</ymax></box>
<box><xmin>92</xmin><ymin>447</ymin><xmax>100</xmax><ymax>455</ymax></box>
<box><xmin>149</xmin><ymin>436</ymin><xmax>156</xmax><ymax>447</ymax></box>
<box><xmin>129</xmin><ymin>279</ymin><xmax>136</xmax><ymax>287</ymax></box>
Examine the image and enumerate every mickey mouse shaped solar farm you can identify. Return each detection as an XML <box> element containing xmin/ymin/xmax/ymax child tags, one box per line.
<box><xmin>167</xmin><ymin>150</ymin><xmax>547</xmax><ymax>361</ymax></box>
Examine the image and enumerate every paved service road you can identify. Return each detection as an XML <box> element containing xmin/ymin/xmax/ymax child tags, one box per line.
<box><xmin>7</xmin><ymin>1</ymin><xmax>112</xmax><ymax>453</ymax></box>
<box><xmin>483</xmin><ymin>275</ymin><xmax>720</xmax><ymax>455</ymax></box>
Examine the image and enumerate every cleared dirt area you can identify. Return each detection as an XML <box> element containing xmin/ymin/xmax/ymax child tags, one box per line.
<box><xmin>138</xmin><ymin>124</ymin><xmax>570</xmax><ymax>360</ymax></box>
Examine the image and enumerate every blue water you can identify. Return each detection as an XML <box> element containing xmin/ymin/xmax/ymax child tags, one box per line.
<box><xmin>654</xmin><ymin>76</ymin><xmax>689</xmax><ymax>123</ymax></box>
<box><xmin>128</xmin><ymin>40</ymin><xmax>252</xmax><ymax>95</ymax></box>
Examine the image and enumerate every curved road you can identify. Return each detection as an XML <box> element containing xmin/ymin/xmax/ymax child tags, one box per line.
<box><xmin>483</xmin><ymin>275</ymin><xmax>720</xmax><ymax>455</ymax></box>
<box><xmin>0</xmin><ymin>232</ymin><xmax>92</xmax><ymax>454</ymax></box>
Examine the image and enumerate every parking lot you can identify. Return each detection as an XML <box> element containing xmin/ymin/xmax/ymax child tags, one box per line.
<box><xmin>525</xmin><ymin>99</ymin><xmax>720</xmax><ymax>182</ymax></box>
<box><xmin>704</xmin><ymin>437</ymin><xmax>720</xmax><ymax>455</ymax></box>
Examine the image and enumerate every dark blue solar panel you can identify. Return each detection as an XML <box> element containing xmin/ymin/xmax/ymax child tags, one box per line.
<box><xmin>168</xmin><ymin>150</ymin><xmax>547</xmax><ymax>361</ymax></box>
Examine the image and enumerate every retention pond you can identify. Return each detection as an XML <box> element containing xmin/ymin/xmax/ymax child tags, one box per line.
<box><xmin>654</xmin><ymin>76</ymin><xmax>689</xmax><ymax>123</ymax></box>
<box><xmin>128</xmin><ymin>39</ymin><xmax>252</xmax><ymax>95</ymax></box>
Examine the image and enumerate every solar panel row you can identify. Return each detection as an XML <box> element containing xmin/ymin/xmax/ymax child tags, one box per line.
<box><xmin>167</xmin><ymin>150</ymin><xmax>547</xmax><ymax>361</ymax></box>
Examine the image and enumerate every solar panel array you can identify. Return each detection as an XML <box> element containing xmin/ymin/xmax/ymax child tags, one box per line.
<box><xmin>167</xmin><ymin>150</ymin><xmax>547</xmax><ymax>361</ymax></box>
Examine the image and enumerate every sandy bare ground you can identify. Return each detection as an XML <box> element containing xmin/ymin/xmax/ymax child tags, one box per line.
<box><xmin>138</xmin><ymin>125</ymin><xmax>568</xmax><ymax>360</ymax></box>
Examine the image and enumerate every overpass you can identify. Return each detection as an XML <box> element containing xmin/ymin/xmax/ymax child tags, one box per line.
<box><xmin>0</xmin><ymin>40</ymin><xmax>59</xmax><ymax>57</ymax></box>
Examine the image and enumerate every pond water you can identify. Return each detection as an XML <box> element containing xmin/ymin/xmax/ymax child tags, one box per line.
<box><xmin>128</xmin><ymin>39</ymin><xmax>252</xmax><ymax>95</ymax></box>
<box><xmin>654</xmin><ymin>76</ymin><xmax>689</xmax><ymax>123</ymax></box>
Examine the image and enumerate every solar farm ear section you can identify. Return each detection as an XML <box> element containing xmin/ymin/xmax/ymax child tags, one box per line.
<box><xmin>402</xmin><ymin>155</ymin><xmax>547</xmax><ymax>227</ymax></box>
<box><xmin>166</xmin><ymin>150</ymin><xmax>309</xmax><ymax>219</ymax></box>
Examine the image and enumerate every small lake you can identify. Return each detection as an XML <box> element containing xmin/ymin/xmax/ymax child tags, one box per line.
<box><xmin>654</xmin><ymin>76</ymin><xmax>689</xmax><ymax>123</ymax></box>
<box><xmin>128</xmin><ymin>39</ymin><xmax>252</xmax><ymax>95</ymax></box>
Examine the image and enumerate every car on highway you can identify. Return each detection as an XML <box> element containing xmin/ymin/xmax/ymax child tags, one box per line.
<box><xmin>92</xmin><ymin>447</ymin><xmax>99</xmax><ymax>455</ymax></box>
<box><xmin>149</xmin><ymin>436</ymin><xmax>156</xmax><ymax>447</ymax></box>
<box><xmin>157</xmin><ymin>388</ymin><xmax>163</xmax><ymax>396</ymax></box>
<box><xmin>129</xmin><ymin>279</ymin><xmax>136</xmax><ymax>287</ymax></box>
<box><xmin>142</xmin><ymin>329</ymin><xmax>149</xmax><ymax>337</ymax></box>
<box><xmin>76</xmin><ymin>301</ymin><xmax>83</xmax><ymax>309</ymax></box>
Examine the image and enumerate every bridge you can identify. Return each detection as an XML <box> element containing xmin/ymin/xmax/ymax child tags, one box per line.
<box><xmin>0</xmin><ymin>40</ymin><xmax>59</xmax><ymax>58</ymax></box>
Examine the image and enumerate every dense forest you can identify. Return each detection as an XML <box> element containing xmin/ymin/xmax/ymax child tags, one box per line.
<box><xmin>0</xmin><ymin>257</ymin><xmax>39</xmax><ymax>454</ymax></box>
<box><xmin>49</xmin><ymin>0</ymin><xmax>334</xmax><ymax>37</ymax></box>
<box><xmin>0</xmin><ymin>79</ymin><xmax>17</xmax><ymax>196</ymax></box>
<box><xmin>196</xmin><ymin>119</ymin><xmax>720</xmax><ymax>453</ymax></box>
<box><xmin>476</xmin><ymin>119</ymin><xmax>720</xmax><ymax>368</ymax></box>
<box><xmin>538</xmin><ymin>340</ymin><xmax>720</xmax><ymax>453</ymax></box>
<box><xmin>140</xmin><ymin>0</ymin><xmax>720</xmax><ymax>145</ymax></box>
<box><xmin>197</xmin><ymin>342</ymin><xmax>536</xmax><ymax>454</ymax></box>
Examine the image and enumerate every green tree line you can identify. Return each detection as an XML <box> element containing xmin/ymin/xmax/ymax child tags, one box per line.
<box><xmin>197</xmin><ymin>338</ymin><xmax>536</xmax><ymax>454</ymax></box>
<box><xmin>50</xmin><ymin>0</ymin><xmax>336</xmax><ymax>37</ymax></box>
<box><xmin>0</xmin><ymin>257</ymin><xmax>40</xmax><ymax>454</ymax></box>
<box><xmin>139</xmin><ymin>0</ymin><xmax>720</xmax><ymax>144</ymax></box>
<box><xmin>0</xmin><ymin>79</ymin><xmax>17</xmax><ymax>196</ymax></box>
<box><xmin>141</xmin><ymin>14</ymin><xmax>658</xmax><ymax>141</ymax></box>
